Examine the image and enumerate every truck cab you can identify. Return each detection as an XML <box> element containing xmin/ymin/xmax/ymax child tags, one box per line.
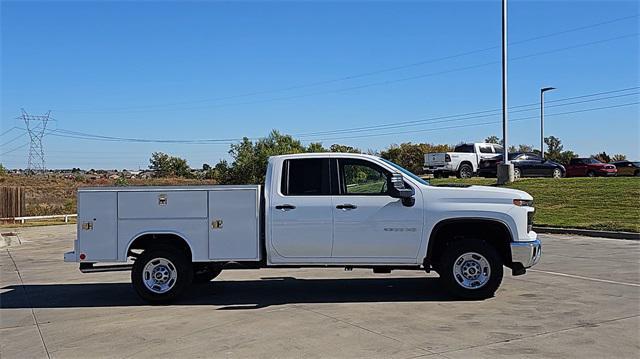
<box><xmin>65</xmin><ymin>153</ymin><xmax>541</xmax><ymax>302</ymax></box>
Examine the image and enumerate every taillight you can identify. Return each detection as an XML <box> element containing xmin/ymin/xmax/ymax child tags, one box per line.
<box><xmin>445</xmin><ymin>154</ymin><xmax>451</xmax><ymax>162</ymax></box>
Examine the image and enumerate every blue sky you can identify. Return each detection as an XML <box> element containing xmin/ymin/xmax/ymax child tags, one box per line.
<box><xmin>1</xmin><ymin>0</ymin><xmax>638</xmax><ymax>169</ymax></box>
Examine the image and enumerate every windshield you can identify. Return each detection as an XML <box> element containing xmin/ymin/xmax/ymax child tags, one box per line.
<box><xmin>587</xmin><ymin>158</ymin><xmax>602</xmax><ymax>164</ymax></box>
<box><xmin>379</xmin><ymin>158</ymin><xmax>429</xmax><ymax>185</ymax></box>
<box><xmin>632</xmin><ymin>162</ymin><xmax>640</xmax><ymax>167</ymax></box>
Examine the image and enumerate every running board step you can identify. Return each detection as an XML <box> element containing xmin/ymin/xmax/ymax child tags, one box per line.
<box><xmin>80</xmin><ymin>263</ymin><xmax>133</xmax><ymax>273</ymax></box>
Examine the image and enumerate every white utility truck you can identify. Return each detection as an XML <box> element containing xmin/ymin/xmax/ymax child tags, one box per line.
<box><xmin>424</xmin><ymin>143</ymin><xmax>504</xmax><ymax>178</ymax></box>
<box><xmin>65</xmin><ymin>153</ymin><xmax>541</xmax><ymax>302</ymax></box>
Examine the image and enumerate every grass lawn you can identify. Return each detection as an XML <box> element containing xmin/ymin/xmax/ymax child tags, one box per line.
<box><xmin>430</xmin><ymin>177</ymin><xmax>640</xmax><ymax>233</ymax></box>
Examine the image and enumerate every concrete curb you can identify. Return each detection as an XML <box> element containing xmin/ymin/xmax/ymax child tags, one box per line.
<box><xmin>533</xmin><ymin>226</ymin><xmax>640</xmax><ymax>240</ymax></box>
<box><xmin>0</xmin><ymin>232</ymin><xmax>21</xmax><ymax>248</ymax></box>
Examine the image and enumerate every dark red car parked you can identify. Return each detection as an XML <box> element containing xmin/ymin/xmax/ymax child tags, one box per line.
<box><xmin>566</xmin><ymin>158</ymin><xmax>617</xmax><ymax>177</ymax></box>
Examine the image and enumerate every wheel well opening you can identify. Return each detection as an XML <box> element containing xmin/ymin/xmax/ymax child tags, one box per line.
<box><xmin>425</xmin><ymin>220</ymin><xmax>512</xmax><ymax>270</ymax></box>
<box><xmin>128</xmin><ymin>233</ymin><xmax>193</xmax><ymax>261</ymax></box>
<box><xmin>459</xmin><ymin>161</ymin><xmax>473</xmax><ymax>169</ymax></box>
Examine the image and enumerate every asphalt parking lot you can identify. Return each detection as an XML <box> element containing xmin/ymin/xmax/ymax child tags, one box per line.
<box><xmin>1</xmin><ymin>225</ymin><xmax>639</xmax><ymax>358</ymax></box>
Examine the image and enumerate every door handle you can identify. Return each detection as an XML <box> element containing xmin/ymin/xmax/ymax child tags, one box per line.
<box><xmin>275</xmin><ymin>204</ymin><xmax>296</xmax><ymax>211</ymax></box>
<box><xmin>336</xmin><ymin>204</ymin><xmax>357</xmax><ymax>210</ymax></box>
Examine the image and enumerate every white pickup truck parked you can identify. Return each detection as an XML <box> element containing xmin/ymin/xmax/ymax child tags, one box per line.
<box><xmin>424</xmin><ymin>143</ymin><xmax>504</xmax><ymax>178</ymax></box>
<box><xmin>65</xmin><ymin>153</ymin><xmax>541</xmax><ymax>302</ymax></box>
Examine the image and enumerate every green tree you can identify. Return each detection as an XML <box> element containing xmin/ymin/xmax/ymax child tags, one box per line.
<box><xmin>0</xmin><ymin>163</ymin><xmax>6</xmax><ymax>176</ymax></box>
<box><xmin>611</xmin><ymin>154</ymin><xmax>627</xmax><ymax>162</ymax></box>
<box><xmin>306</xmin><ymin>142</ymin><xmax>327</xmax><ymax>153</ymax></box>
<box><xmin>149</xmin><ymin>152</ymin><xmax>172</xmax><ymax>177</ymax></box>
<box><xmin>592</xmin><ymin>152</ymin><xmax>611</xmax><ymax>163</ymax></box>
<box><xmin>202</xmin><ymin>163</ymin><xmax>211</xmax><ymax>171</ymax></box>
<box><xmin>329</xmin><ymin>144</ymin><xmax>361</xmax><ymax>153</ymax></box>
<box><xmin>544</xmin><ymin>136</ymin><xmax>563</xmax><ymax>156</ymax></box>
<box><xmin>544</xmin><ymin>136</ymin><xmax>576</xmax><ymax>165</ymax></box>
<box><xmin>169</xmin><ymin>156</ymin><xmax>191</xmax><ymax>177</ymax></box>
<box><xmin>484</xmin><ymin>135</ymin><xmax>502</xmax><ymax>145</ymax></box>
<box><xmin>380</xmin><ymin>142</ymin><xmax>452</xmax><ymax>174</ymax></box>
<box><xmin>221</xmin><ymin>130</ymin><xmax>306</xmax><ymax>184</ymax></box>
<box><xmin>149</xmin><ymin>152</ymin><xmax>191</xmax><ymax>177</ymax></box>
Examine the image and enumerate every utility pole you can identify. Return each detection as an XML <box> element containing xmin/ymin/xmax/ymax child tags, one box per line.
<box><xmin>540</xmin><ymin>87</ymin><xmax>556</xmax><ymax>160</ymax></box>
<box><xmin>497</xmin><ymin>0</ymin><xmax>514</xmax><ymax>184</ymax></box>
<box><xmin>19</xmin><ymin>109</ymin><xmax>51</xmax><ymax>173</ymax></box>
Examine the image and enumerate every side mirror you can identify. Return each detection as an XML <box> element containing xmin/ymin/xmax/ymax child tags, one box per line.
<box><xmin>388</xmin><ymin>173</ymin><xmax>415</xmax><ymax>207</ymax></box>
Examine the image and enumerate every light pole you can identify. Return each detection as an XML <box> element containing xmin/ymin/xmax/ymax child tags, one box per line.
<box><xmin>540</xmin><ymin>87</ymin><xmax>556</xmax><ymax>160</ymax></box>
<box><xmin>497</xmin><ymin>0</ymin><xmax>514</xmax><ymax>184</ymax></box>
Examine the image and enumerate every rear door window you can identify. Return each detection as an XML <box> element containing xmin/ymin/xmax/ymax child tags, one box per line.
<box><xmin>281</xmin><ymin>158</ymin><xmax>331</xmax><ymax>196</ymax></box>
<box><xmin>454</xmin><ymin>144</ymin><xmax>474</xmax><ymax>153</ymax></box>
<box><xmin>479</xmin><ymin>145</ymin><xmax>493</xmax><ymax>154</ymax></box>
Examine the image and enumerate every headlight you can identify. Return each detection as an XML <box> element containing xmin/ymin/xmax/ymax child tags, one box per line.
<box><xmin>513</xmin><ymin>199</ymin><xmax>534</xmax><ymax>207</ymax></box>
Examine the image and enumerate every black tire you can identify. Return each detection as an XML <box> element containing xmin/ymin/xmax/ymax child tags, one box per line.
<box><xmin>193</xmin><ymin>265</ymin><xmax>223</xmax><ymax>283</ymax></box>
<box><xmin>131</xmin><ymin>247</ymin><xmax>193</xmax><ymax>303</ymax></box>
<box><xmin>587</xmin><ymin>171</ymin><xmax>595</xmax><ymax>177</ymax></box>
<box><xmin>457</xmin><ymin>163</ymin><xmax>473</xmax><ymax>179</ymax></box>
<box><xmin>433</xmin><ymin>172</ymin><xmax>442</xmax><ymax>179</ymax></box>
<box><xmin>437</xmin><ymin>239</ymin><xmax>503</xmax><ymax>300</ymax></box>
<box><xmin>513</xmin><ymin>167</ymin><xmax>521</xmax><ymax>179</ymax></box>
<box><xmin>635</xmin><ymin>170</ymin><xmax>639</xmax><ymax>177</ymax></box>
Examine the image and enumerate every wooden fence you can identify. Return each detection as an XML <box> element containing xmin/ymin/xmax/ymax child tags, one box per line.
<box><xmin>0</xmin><ymin>187</ymin><xmax>25</xmax><ymax>218</ymax></box>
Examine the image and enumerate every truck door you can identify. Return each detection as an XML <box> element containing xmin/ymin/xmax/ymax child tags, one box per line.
<box><xmin>331</xmin><ymin>158</ymin><xmax>422</xmax><ymax>261</ymax></box>
<box><xmin>270</xmin><ymin>158</ymin><xmax>333</xmax><ymax>258</ymax></box>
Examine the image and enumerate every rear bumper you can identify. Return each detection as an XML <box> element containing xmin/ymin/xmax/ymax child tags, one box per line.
<box><xmin>511</xmin><ymin>238</ymin><xmax>542</xmax><ymax>268</ymax></box>
<box><xmin>64</xmin><ymin>251</ymin><xmax>76</xmax><ymax>262</ymax></box>
<box><xmin>424</xmin><ymin>165</ymin><xmax>454</xmax><ymax>173</ymax></box>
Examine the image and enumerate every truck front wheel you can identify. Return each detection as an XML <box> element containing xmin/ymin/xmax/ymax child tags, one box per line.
<box><xmin>132</xmin><ymin>247</ymin><xmax>193</xmax><ymax>303</ymax></box>
<box><xmin>437</xmin><ymin>239</ymin><xmax>503</xmax><ymax>300</ymax></box>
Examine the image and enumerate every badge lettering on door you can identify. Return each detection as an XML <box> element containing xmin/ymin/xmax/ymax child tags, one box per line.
<box><xmin>383</xmin><ymin>228</ymin><xmax>417</xmax><ymax>232</ymax></box>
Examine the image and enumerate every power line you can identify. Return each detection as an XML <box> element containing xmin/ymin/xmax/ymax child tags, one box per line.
<box><xmin>56</xmin><ymin>32</ymin><xmax>636</xmax><ymax>116</ymax></box>
<box><xmin>0</xmin><ymin>131</ymin><xmax>27</xmax><ymax>147</ymax></box>
<box><xmin>54</xmin><ymin>15</ymin><xmax>639</xmax><ymax>114</ymax></box>
<box><xmin>305</xmin><ymin>102</ymin><xmax>639</xmax><ymax>142</ymax></box>
<box><xmin>0</xmin><ymin>143</ymin><xmax>29</xmax><ymax>157</ymax></box>
<box><xmin>38</xmin><ymin>88</ymin><xmax>638</xmax><ymax>145</ymax></box>
<box><xmin>0</xmin><ymin>127</ymin><xmax>20</xmax><ymax>137</ymax></box>
<box><xmin>296</xmin><ymin>88</ymin><xmax>639</xmax><ymax>137</ymax></box>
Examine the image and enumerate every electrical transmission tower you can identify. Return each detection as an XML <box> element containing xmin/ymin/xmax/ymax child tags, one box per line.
<box><xmin>19</xmin><ymin>109</ymin><xmax>51</xmax><ymax>173</ymax></box>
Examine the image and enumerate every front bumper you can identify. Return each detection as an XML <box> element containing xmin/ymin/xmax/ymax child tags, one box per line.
<box><xmin>511</xmin><ymin>238</ymin><xmax>542</xmax><ymax>268</ymax></box>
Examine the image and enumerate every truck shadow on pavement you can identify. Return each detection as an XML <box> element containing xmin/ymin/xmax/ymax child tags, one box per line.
<box><xmin>0</xmin><ymin>276</ymin><xmax>466</xmax><ymax>309</ymax></box>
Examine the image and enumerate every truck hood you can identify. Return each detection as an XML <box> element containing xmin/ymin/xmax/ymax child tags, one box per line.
<box><xmin>424</xmin><ymin>184</ymin><xmax>533</xmax><ymax>204</ymax></box>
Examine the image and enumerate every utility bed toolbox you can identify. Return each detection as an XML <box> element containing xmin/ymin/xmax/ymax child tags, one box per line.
<box><xmin>69</xmin><ymin>186</ymin><xmax>261</xmax><ymax>263</ymax></box>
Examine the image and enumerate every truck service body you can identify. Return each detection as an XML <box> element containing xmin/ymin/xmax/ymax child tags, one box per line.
<box><xmin>65</xmin><ymin>153</ymin><xmax>541</xmax><ymax>302</ymax></box>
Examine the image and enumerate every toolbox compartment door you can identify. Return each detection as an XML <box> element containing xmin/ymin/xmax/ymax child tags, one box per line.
<box><xmin>208</xmin><ymin>188</ymin><xmax>260</xmax><ymax>261</ymax></box>
<box><xmin>77</xmin><ymin>191</ymin><xmax>118</xmax><ymax>261</ymax></box>
<box><xmin>118</xmin><ymin>190</ymin><xmax>207</xmax><ymax>219</ymax></box>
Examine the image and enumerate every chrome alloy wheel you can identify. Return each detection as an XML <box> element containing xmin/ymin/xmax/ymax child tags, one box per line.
<box><xmin>143</xmin><ymin>258</ymin><xmax>178</xmax><ymax>294</ymax></box>
<box><xmin>452</xmin><ymin>252</ymin><xmax>491</xmax><ymax>289</ymax></box>
<box><xmin>552</xmin><ymin>168</ymin><xmax>562</xmax><ymax>178</ymax></box>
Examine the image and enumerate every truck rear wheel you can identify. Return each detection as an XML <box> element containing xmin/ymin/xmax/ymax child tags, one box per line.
<box><xmin>132</xmin><ymin>247</ymin><xmax>193</xmax><ymax>303</ymax></box>
<box><xmin>457</xmin><ymin>163</ymin><xmax>473</xmax><ymax>179</ymax></box>
<box><xmin>437</xmin><ymin>239</ymin><xmax>503</xmax><ymax>300</ymax></box>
